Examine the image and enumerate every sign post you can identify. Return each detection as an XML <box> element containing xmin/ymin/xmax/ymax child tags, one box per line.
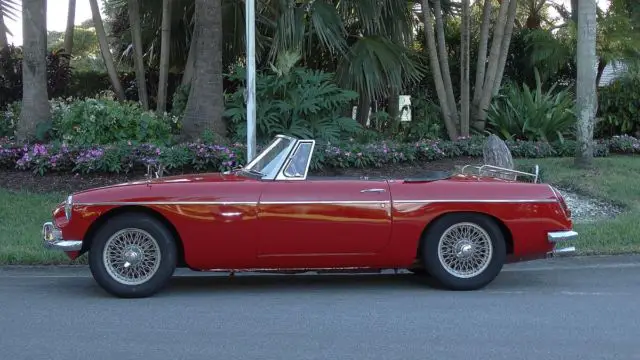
<box><xmin>245</xmin><ymin>0</ymin><xmax>257</xmax><ymax>163</ymax></box>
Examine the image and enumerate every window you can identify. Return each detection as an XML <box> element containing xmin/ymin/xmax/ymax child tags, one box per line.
<box><xmin>243</xmin><ymin>136</ymin><xmax>294</xmax><ymax>177</ymax></box>
<box><xmin>283</xmin><ymin>142</ymin><xmax>312</xmax><ymax>178</ymax></box>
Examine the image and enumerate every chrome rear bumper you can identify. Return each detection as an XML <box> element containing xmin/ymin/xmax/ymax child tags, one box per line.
<box><xmin>42</xmin><ymin>222</ymin><xmax>82</xmax><ymax>251</ymax></box>
<box><xmin>546</xmin><ymin>230</ymin><xmax>578</xmax><ymax>258</ymax></box>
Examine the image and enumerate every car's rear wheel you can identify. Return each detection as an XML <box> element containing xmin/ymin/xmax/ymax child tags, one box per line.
<box><xmin>88</xmin><ymin>213</ymin><xmax>177</xmax><ymax>298</ymax></box>
<box><xmin>421</xmin><ymin>213</ymin><xmax>506</xmax><ymax>291</ymax></box>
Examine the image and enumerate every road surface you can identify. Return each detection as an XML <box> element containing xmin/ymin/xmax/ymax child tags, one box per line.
<box><xmin>1</xmin><ymin>255</ymin><xmax>640</xmax><ymax>360</ymax></box>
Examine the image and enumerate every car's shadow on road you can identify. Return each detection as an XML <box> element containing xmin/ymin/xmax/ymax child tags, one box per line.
<box><xmin>137</xmin><ymin>270</ymin><xmax>557</xmax><ymax>298</ymax></box>
<box><xmin>57</xmin><ymin>266</ymin><xmax>570</xmax><ymax>299</ymax></box>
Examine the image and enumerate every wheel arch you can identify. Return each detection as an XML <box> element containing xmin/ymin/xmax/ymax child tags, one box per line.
<box><xmin>415</xmin><ymin>211</ymin><xmax>514</xmax><ymax>260</ymax></box>
<box><xmin>80</xmin><ymin>205</ymin><xmax>187</xmax><ymax>267</ymax></box>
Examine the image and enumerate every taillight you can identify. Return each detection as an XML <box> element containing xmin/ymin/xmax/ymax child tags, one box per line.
<box><xmin>558</xmin><ymin>194</ymin><xmax>571</xmax><ymax>218</ymax></box>
<box><xmin>550</xmin><ymin>186</ymin><xmax>571</xmax><ymax>218</ymax></box>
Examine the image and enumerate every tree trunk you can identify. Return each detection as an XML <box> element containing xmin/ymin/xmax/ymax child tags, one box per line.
<box><xmin>420</xmin><ymin>0</ymin><xmax>458</xmax><ymax>140</ymax></box>
<box><xmin>157</xmin><ymin>0</ymin><xmax>172</xmax><ymax>113</ymax></box>
<box><xmin>182</xmin><ymin>0</ymin><xmax>226</xmax><ymax>141</ymax></box>
<box><xmin>460</xmin><ymin>0</ymin><xmax>470</xmax><ymax>137</ymax></box>
<box><xmin>571</xmin><ymin>0</ymin><xmax>579</xmax><ymax>23</ymax></box>
<box><xmin>356</xmin><ymin>93</ymin><xmax>371</xmax><ymax>126</ymax></box>
<box><xmin>574</xmin><ymin>0</ymin><xmax>597</xmax><ymax>168</ymax></box>
<box><xmin>128</xmin><ymin>0</ymin><xmax>149</xmax><ymax>109</ymax></box>
<box><xmin>471</xmin><ymin>0</ymin><xmax>493</xmax><ymax>122</ymax></box>
<box><xmin>17</xmin><ymin>0</ymin><xmax>50</xmax><ymax>142</ymax></box>
<box><xmin>181</xmin><ymin>34</ymin><xmax>196</xmax><ymax>86</ymax></box>
<box><xmin>64</xmin><ymin>0</ymin><xmax>76</xmax><ymax>55</ymax></box>
<box><xmin>492</xmin><ymin>0</ymin><xmax>519</xmax><ymax>94</ymax></box>
<box><xmin>472</xmin><ymin>0</ymin><xmax>511</xmax><ymax>131</ymax></box>
<box><xmin>89</xmin><ymin>0</ymin><xmax>126</xmax><ymax>101</ymax></box>
<box><xmin>433</xmin><ymin>0</ymin><xmax>459</xmax><ymax>127</ymax></box>
<box><xmin>595</xmin><ymin>58</ymin><xmax>606</xmax><ymax>87</ymax></box>
<box><xmin>0</xmin><ymin>12</ymin><xmax>8</xmax><ymax>49</ymax></box>
<box><xmin>387</xmin><ymin>87</ymin><xmax>400</xmax><ymax>122</ymax></box>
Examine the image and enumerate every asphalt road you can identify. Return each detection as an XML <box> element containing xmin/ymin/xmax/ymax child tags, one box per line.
<box><xmin>1</xmin><ymin>255</ymin><xmax>640</xmax><ymax>360</ymax></box>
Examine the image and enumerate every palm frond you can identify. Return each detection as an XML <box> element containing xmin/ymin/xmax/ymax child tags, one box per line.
<box><xmin>336</xmin><ymin>35</ymin><xmax>426</xmax><ymax>101</ymax></box>
<box><xmin>0</xmin><ymin>0</ymin><xmax>20</xmax><ymax>22</ymax></box>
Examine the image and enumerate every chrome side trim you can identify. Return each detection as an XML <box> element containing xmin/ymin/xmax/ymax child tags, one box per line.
<box><xmin>548</xmin><ymin>230</ymin><xmax>578</xmax><ymax>243</ymax></box>
<box><xmin>74</xmin><ymin>198</ymin><xmax>558</xmax><ymax>206</ymax></box>
<box><xmin>74</xmin><ymin>201</ymin><xmax>259</xmax><ymax>206</ymax></box>
<box><xmin>260</xmin><ymin>200</ymin><xmax>390</xmax><ymax>205</ymax></box>
<box><xmin>394</xmin><ymin>199</ymin><xmax>558</xmax><ymax>204</ymax></box>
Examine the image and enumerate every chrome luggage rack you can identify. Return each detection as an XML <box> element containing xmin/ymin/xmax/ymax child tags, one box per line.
<box><xmin>457</xmin><ymin>164</ymin><xmax>540</xmax><ymax>183</ymax></box>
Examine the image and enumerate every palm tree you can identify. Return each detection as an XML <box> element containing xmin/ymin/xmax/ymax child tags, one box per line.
<box><xmin>181</xmin><ymin>0</ymin><xmax>226</xmax><ymax>141</ymax></box>
<box><xmin>17</xmin><ymin>0</ymin><xmax>49</xmax><ymax>141</ymax></box>
<box><xmin>156</xmin><ymin>0</ymin><xmax>172</xmax><ymax>113</ymax></box>
<box><xmin>101</xmin><ymin>0</ymin><xmax>425</xmax><ymax>128</ymax></box>
<box><xmin>128</xmin><ymin>0</ymin><xmax>150</xmax><ymax>109</ymax></box>
<box><xmin>89</xmin><ymin>0</ymin><xmax>126</xmax><ymax>101</ymax></box>
<box><xmin>64</xmin><ymin>0</ymin><xmax>76</xmax><ymax>55</ymax></box>
<box><xmin>574</xmin><ymin>0</ymin><xmax>597</xmax><ymax>167</ymax></box>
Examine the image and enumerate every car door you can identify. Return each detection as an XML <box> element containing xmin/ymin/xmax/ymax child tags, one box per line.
<box><xmin>256</xmin><ymin>140</ymin><xmax>392</xmax><ymax>259</ymax></box>
<box><xmin>258</xmin><ymin>178</ymin><xmax>392</xmax><ymax>257</ymax></box>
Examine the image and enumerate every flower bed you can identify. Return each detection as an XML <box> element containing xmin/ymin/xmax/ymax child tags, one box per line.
<box><xmin>0</xmin><ymin>135</ymin><xmax>637</xmax><ymax>176</ymax></box>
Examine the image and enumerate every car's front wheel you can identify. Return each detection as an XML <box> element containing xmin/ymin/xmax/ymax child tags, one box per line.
<box><xmin>88</xmin><ymin>213</ymin><xmax>177</xmax><ymax>298</ymax></box>
<box><xmin>421</xmin><ymin>213</ymin><xmax>506</xmax><ymax>291</ymax></box>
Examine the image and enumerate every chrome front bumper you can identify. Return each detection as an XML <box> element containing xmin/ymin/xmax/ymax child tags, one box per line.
<box><xmin>546</xmin><ymin>230</ymin><xmax>578</xmax><ymax>257</ymax></box>
<box><xmin>42</xmin><ymin>222</ymin><xmax>82</xmax><ymax>251</ymax></box>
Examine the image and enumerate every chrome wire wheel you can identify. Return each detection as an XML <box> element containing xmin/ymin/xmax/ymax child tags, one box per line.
<box><xmin>437</xmin><ymin>222</ymin><xmax>493</xmax><ymax>279</ymax></box>
<box><xmin>102</xmin><ymin>228</ymin><xmax>162</xmax><ymax>286</ymax></box>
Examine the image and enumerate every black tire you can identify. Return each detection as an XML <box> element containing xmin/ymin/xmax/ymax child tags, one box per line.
<box><xmin>88</xmin><ymin>213</ymin><xmax>177</xmax><ymax>298</ymax></box>
<box><xmin>421</xmin><ymin>213</ymin><xmax>506</xmax><ymax>291</ymax></box>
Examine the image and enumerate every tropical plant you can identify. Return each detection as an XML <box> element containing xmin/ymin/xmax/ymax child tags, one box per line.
<box><xmin>486</xmin><ymin>69</ymin><xmax>576</xmax><ymax>143</ymax></box>
<box><xmin>101</xmin><ymin>0</ymin><xmax>426</xmax><ymax>131</ymax></box>
<box><xmin>0</xmin><ymin>0</ymin><xmax>20</xmax><ymax>48</ymax></box>
<box><xmin>52</xmin><ymin>97</ymin><xmax>177</xmax><ymax>145</ymax></box>
<box><xmin>597</xmin><ymin>69</ymin><xmax>640</xmax><ymax>137</ymax></box>
<box><xmin>0</xmin><ymin>45</ymin><xmax>73</xmax><ymax>109</ymax></box>
<box><xmin>223</xmin><ymin>53</ymin><xmax>361</xmax><ymax>143</ymax></box>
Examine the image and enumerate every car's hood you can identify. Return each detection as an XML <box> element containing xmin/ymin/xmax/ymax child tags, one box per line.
<box><xmin>70</xmin><ymin>172</ymin><xmax>255</xmax><ymax>204</ymax></box>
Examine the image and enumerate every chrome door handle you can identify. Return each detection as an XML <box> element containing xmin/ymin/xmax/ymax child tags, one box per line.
<box><xmin>360</xmin><ymin>188</ymin><xmax>386</xmax><ymax>193</ymax></box>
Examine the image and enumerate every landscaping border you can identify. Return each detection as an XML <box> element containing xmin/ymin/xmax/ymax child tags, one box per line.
<box><xmin>1</xmin><ymin>135</ymin><xmax>638</xmax><ymax>176</ymax></box>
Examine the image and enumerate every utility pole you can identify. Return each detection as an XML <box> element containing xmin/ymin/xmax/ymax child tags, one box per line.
<box><xmin>245</xmin><ymin>0</ymin><xmax>257</xmax><ymax>162</ymax></box>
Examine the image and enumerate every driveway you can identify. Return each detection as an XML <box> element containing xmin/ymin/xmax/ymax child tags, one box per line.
<box><xmin>1</xmin><ymin>255</ymin><xmax>639</xmax><ymax>360</ymax></box>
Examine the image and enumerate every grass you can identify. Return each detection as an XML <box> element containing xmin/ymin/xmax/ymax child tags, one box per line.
<box><xmin>517</xmin><ymin>155</ymin><xmax>640</xmax><ymax>255</ymax></box>
<box><xmin>0</xmin><ymin>190</ymin><xmax>83</xmax><ymax>265</ymax></box>
<box><xmin>0</xmin><ymin>155</ymin><xmax>639</xmax><ymax>265</ymax></box>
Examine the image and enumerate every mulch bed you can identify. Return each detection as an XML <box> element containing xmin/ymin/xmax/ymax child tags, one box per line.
<box><xmin>0</xmin><ymin>156</ymin><xmax>481</xmax><ymax>194</ymax></box>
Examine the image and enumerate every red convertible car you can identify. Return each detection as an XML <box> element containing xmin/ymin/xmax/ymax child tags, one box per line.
<box><xmin>42</xmin><ymin>134</ymin><xmax>577</xmax><ymax>298</ymax></box>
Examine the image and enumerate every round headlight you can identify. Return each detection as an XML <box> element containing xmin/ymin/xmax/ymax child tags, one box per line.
<box><xmin>65</xmin><ymin>195</ymin><xmax>73</xmax><ymax>220</ymax></box>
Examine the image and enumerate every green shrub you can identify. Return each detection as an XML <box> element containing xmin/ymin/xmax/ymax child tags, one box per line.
<box><xmin>223</xmin><ymin>59</ymin><xmax>362</xmax><ymax>143</ymax></box>
<box><xmin>1</xmin><ymin>102</ymin><xmax>21</xmax><ymax>138</ymax></box>
<box><xmin>51</xmin><ymin>97</ymin><xmax>180</xmax><ymax>146</ymax></box>
<box><xmin>0</xmin><ymin>45</ymin><xmax>72</xmax><ymax>109</ymax></box>
<box><xmin>486</xmin><ymin>69</ymin><xmax>576</xmax><ymax>143</ymax></box>
<box><xmin>597</xmin><ymin>70</ymin><xmax>640</xmax><ymax>137</ymax></box>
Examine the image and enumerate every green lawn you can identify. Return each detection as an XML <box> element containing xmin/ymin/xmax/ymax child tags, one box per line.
<box><xmin>0</xmin><ymin>155</ymin><xmax>638</xmax><ymax>265</ymax></box>
<box><xmin>0</xmin><ymin>190</ymin><xmax>82</xmax><ymax>265</ymax></box>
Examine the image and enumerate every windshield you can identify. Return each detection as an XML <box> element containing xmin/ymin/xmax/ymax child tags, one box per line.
<box><xmin>243</xmin><ymin>137</ymin><xmax>295</xmax><ymax>176</ymax></box>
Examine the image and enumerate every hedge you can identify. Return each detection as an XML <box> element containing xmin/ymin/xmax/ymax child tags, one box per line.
<box><xmin>0</xmin><ymin>135</ymin><xmax>638</xmax><ymax>176</ymax></box>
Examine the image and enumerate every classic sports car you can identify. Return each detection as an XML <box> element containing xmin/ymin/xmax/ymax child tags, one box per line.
<box><xmin>42</xmin><ymin>134</ymin><xmax>577</xmax><ymax>298</ymax></box>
